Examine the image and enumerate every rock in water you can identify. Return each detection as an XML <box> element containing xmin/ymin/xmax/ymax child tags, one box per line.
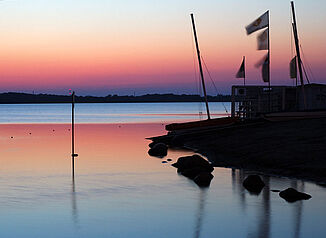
<box><xmin>148</xmin><ymin>141</ymin><xmax>156</xmax><ymax>148</ymax></box>
<box><xmin>172</xmin><ymin>154</ymin><xmax>214</xmax><ymax>173</ymax></box>
<box><xmin>181</xmin><ymin>167</ymin><xmax>212</xmax><ymax>179</ymax></box>
<box><xmin>243</xmin><ymin>175</ymin><xmax>265</xmax><ymax>194</ymax></box>
<box><xmin>194</xmin><ymin>172</ymin><xmax>214</xmax><ymax>187</ymax></box>
<box><xmin>172</xmin><ymin>154</ymin><xmax>214</xmax><ymax>187</ymax></box>
<box><xmin>279</xmin><ymin>188</ymin><xmax>312</xmax><ymax>202</ymax></box>
<box><xmin>148</xmin><ymin>143</ymin><xmax>168</xmax><ymax>157</ymax></box>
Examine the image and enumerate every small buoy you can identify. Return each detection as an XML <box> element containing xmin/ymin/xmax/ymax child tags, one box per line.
<box><xmin>53</xmin><ymin>130</ymin><xmax>55</xmax><ymax>132</ymax></box>
<box><xmin>68</xmin><ymin>129</ymin><xmax>70</xmax><ymax>131</ymax></box>
<box><xmin>29</xmin><ymin>132</ymin><xmax>32</xmax><ymax>135</ymax></box>
<box><xmin>10</xmin><ymin>136</ymin><xmax>13</xmax><ymax>139</ymax></box>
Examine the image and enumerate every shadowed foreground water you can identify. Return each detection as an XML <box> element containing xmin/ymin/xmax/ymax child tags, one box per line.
<box><xmin>0</xmin><ymin>123</ymin><xmax>325</xmax><ymax>238</ymax></box>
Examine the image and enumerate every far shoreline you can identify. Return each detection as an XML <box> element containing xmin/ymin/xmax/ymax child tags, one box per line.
<box><xmin>0</xmin><ymin>92</ymin><xmax>231</xmax><ymax>104</ymax></box>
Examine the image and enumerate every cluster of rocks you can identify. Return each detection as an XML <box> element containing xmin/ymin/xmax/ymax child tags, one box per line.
<box><xmin>172</xmin><ymin>154</ymin><xmax>214</xmax><ymax>187</ymax></box>
<box><xmin>147</xmin><ymin>142</ymin><xmax>313</xmax><ymax>197</ymax></box>
<box><xmin>242</xmin><ymin>175</ymin><xmax>312</xmax><ymax>202</ymax></box>
<box><xmin>147</xmin><ymin>142</ymin><xmax>214</xmax><ymax>187</ymax></box>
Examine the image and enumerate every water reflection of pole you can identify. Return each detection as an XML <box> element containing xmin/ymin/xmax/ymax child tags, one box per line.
<box><xmin>193</xmin><ymin>188</ymin><xmax>208</xmax><ymax>238</ymax></box>
<box><xmin>71</xmin><ymin>91</ymin><xmax>78</xmax><ymax>178</ymax></box>
<box><xmin>71</xmin><ymin>176</ymin><xmax>79</xmax><ymax>226</ymax></box>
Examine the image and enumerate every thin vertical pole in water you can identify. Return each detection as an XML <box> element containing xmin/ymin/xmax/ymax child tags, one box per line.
<box><xmin>71</xmin><ymin>91</ymin><xmax>78</xmax><ymax>178</ymax></box>
<box><xmin>190</xmin><ymin>13</ymin><xmax>211</xmax><ymax>120</ymax></box>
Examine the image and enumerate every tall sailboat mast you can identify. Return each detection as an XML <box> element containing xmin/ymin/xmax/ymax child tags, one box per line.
<box><xmin>190</xmin><ymin>13</ymin><xmax>211</xmax><ymax>120</ymax></box>
<box><xmin>291</xmin><ymin>1</ymin><xmax>307</xmax><ymax>109</ymax></box>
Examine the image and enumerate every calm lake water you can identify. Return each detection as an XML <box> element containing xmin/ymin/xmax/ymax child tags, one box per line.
<box><xmin>0</xmin><ymin>103</ymin><xmax>325</xmax><ymax>238</ymax></box>
<box><xmin>0</xmin><ymin>102</ymin><xmax>230</xmax><ymax>124</ymax></box>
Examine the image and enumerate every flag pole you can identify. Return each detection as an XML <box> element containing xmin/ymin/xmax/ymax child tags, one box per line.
<box><xmin>243</xmin><ymin>56</ymin><xmax>246</xmax><ymax>86</ymax></box>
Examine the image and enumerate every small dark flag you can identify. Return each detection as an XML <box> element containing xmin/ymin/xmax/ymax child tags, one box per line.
<box><xmin>255</xmin><ymin>54</ymin><xmax>269</xmax><ymax>83</ymax></box>
<box><xmin>290</xmin><ymin>56</ymin><xmax>297</xmax><ymax>79</ymax></box>
<box><xmin>262</xmin><ymin>55</ymin><xmax>270</xmax><ymax>83</ymax></box>
<box><xmin>236</xmin><ymin>57</ymin><xmax>245</xmax><ymax>78</ymax></box>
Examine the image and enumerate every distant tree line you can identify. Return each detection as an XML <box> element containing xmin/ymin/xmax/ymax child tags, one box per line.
<box><xmin>0</xmin><ymin>92</ymin><xmax>231</xmax><ymax>104</ymax></box>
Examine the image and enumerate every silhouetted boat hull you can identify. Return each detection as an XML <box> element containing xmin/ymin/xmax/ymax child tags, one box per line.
<box><xmin>165</xmin><ymin>117</ymin><xmax>239</xmax><ymax>131</ymax></box>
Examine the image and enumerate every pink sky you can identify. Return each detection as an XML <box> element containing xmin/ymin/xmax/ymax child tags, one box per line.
<box><xmin>0</xmin><ymin>0</ymin><xmax>325</xmax><ymax>95</ymax></box>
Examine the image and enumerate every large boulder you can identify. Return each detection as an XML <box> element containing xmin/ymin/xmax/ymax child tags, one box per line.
<box><xmin>172</xmin><ymin>154</ymin><xmax>214</xmax><ymax>188</ymax></box>
<box><xmin>172</xmin><ymin>154</ymin><xmax>214</xmax><ymax>173</ymax></box>
<box><xmin>279</xmin><ymin>188</ymin><xmax>312</xmax><ymax>203</ymax></box>
<box><xmin>148</xmin><ymin>143</ymin><xmax>168</xmax><ymax>157</ymax></box>
<box><xmin>243</xmin><ymin>175</ymin><xmax>265</xmax><ymax>194</ymax></box>
<box><xmin>194</xmin><ymin>172</ymin><xmax>214</xmax><ymax>187</ymax></box>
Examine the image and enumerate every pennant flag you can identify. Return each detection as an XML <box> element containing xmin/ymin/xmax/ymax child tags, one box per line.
<box><xmin>257</xmin><ymin>28</ymin><xmax>269</xmax><ymax>50</ymax></box>
<box><xmin>246</xmin><ymin>11</ymin><xmax>269</xmax><ymax>35</ymax></box>
<box><xmin>236</xmin><ymin>57</ymin><xmax>245</xmax><ymax>78</ymax></box>
<box><xmin>255</xmin><ymin>54</ymin><xmax>269</xmax><ymax>83</ymax></box>
<box><xmin>262</xmin><ymin>55</ymin><xmax>270</xmax><ymax>83</ymax></box>
<box><xmin>290</xmin><ymin>56</ymin><xmax>297</xmax><ymax>78</ymax></box>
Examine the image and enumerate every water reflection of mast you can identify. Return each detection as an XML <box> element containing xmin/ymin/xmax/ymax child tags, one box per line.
<box><xmin>231</xmin><ymin>169</ymin><xmax>246</xmax><ymax>211</ymax></box>
<box><xmin>291</xmin><ymin>181</ymin><xmax>304</xmax><ymax>238</ymax></box>
<box><xmin>247</xmin><ymin>176</ymin><xmax>271</xmax><ymax>238</ymax></box>
<box><xmin>193</xmin><ymin>188</ymin><xmax>208</xmax><ymax>238</ymax></box>
<box><xmin>258</xmin><ymin>176</ymin><xmax>271</xmax><ymax>238</ymax></box>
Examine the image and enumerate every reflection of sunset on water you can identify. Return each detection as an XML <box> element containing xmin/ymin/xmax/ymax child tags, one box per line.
<box><xmin>0</xmin><ymin>123</ymin><xmax>325</xmax><ymax>237</ymax></box>
<box><xmin>0</xmin><ymin>123</ymin><xmax>193</xmax><ymax>175</ymax></box>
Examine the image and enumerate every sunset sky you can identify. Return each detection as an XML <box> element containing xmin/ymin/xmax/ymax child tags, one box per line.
<box><xmin>0</xmin><ymin>0</ymin><xmax>325</xmax><ymax>96</ymax></box>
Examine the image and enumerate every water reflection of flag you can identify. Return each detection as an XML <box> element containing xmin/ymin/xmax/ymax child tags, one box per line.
<box><xmin>290</xmin><ymin>56</ymin><xmax>297</xmax><ymax>78</ymax></box>
<box><xmin>257</xmin><ymin>28</ymin><xmax>269</xmax><ymax>50</ymax></box>
<box><xmin>246</xmin><ymin>11</ymin><xmax>269</xmax><ymax>35</ymax></box>
<box><xmin>236</xmin><ymin>57</ymin><xmax>245</xmax><ymax>79</ymax></box>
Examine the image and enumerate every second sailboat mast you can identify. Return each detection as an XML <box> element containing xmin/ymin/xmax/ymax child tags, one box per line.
<box><xmin>190</xmin><ymin>13</ymin><xmax>211</xmax><ymax>120</ymax></box>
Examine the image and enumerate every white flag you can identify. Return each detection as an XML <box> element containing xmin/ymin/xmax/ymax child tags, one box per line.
<box><xmin>246</xmin><ymin>11</ymin><xmax>269</xmax><ymax>35</ymax></box>
<box><xmin>257</xmin><ymin>28</ymin><xmax>268</xmax><ymax>50</ymax></box>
